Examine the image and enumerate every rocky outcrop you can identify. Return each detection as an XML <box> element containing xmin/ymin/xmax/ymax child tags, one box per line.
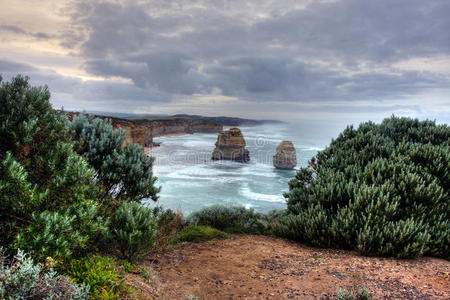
<box><xmin>211</xmin><ymin>128</ymin><xmax>250</xmax><ymax>162</ymax></box>
<box><xmin>66</xmin><ymin>112</ymin><xmax>223</xmax><ymax>148</ymax></box>
<box><xmin>273</xmin><ymin>141</ymin><xmax>297</xmax><ymax>169</ymax></box>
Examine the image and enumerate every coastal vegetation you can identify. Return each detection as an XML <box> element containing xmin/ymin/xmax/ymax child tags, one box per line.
<box><xmin>279</xmin><ymin>116</ymin><xmax>449</xmax><ymax>259</ymax></box>
<box><xmin>1</xmin><ymin>75</ymin><xmax>448</xmax><ymax>298</ymax></box>
<box><xmin>0</xmin><ymin>75</ymin><xmax>160</xmax><ymax>298</ymax></box>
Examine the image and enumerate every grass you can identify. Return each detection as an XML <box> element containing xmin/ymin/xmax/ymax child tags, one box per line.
<box><xmin>176</xmin><ymin>226</ymin><xmax>230</xmax><ymax>243</ymax></box>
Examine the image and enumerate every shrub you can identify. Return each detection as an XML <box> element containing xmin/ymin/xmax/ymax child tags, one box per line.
<box><xmin>177</xmin><ymin>226</ymin><xmax>230</xmax><ymax>243</ymax></box>
<box><xmin>335</xmin><ymin>288</ymin><xmax>371</xmax><ymax>300</ymax></box>
<box><xmin>186</xmin><ymin>205</ymin><xmax>269</xmax><ymax>234</ymax></box>
<box><xmin>152</xmin><ymin>206</ymin><xmax>184</xmax><ymax>249</ymax></box>
<box><xmin>69</xmin><ymin>114</ymin><xmax>160</xmax><ymax>202</ymax></box>
<box><xmin>15</xmin><ymin>201</ymin><xmax>108</xmax><ymax>261</ymax></box>
<box><xmin>0</xmin><ymin>249</ymin><xmax>90</xmax><ymax>300</ymax></box>
<box><xmin>282</xmin><ymin>116</ymin><xmax>449</xmax><ymax>258</ymax></box>
<box><xmin>108</xmin><ymin>202</ymin><xmax>157</xmax><ymax>261</ymax></box>
<box><xmin>0</xmin><ymin>75</ymin><xmax>101</xmax><ymax>258</ymax></box>
<box><xmin>335</xmin><ymin>289</ymin><xmax>354</xmax><ymax>300</ymax></box>
<box><xmin>69</xmin><ymin>255</ymin><xmax>122</xmax><ymax>300</ymax></box>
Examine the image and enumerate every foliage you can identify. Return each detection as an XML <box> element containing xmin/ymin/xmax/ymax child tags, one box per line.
<box><xmin>151</xmin><ymin>206</ymin><xmax>184</xmax><ymax>249</ymax></box>
<box><xmin>0</xmin><ymin>76</ymin><xmax>101</xmax><ymax>258</ymax></box>
<box><xmin>108</xmin><ymin>202</ymin><xmax>157</xmax><ymax>261</ymax></box>
<box><xmin>69</xmin><ymin>255</ymin><xmax>123</xmax><ymax>300</ymax></box>
<box><xmin>176</xmin><ymin>226</ymin><xmax>229</xmax><ymax>243</ymax></box>
<box><xmin>0</xmin><ymin>249</ymin><xmax>90</xmax><ymax>300</ymax></box>
<box><xmin>335</xmin><ymin>288</ymin><xmax>371</xmax><ymax>300</ymax></box>
<box><xmin>282</xmin><ymin>116</ymin><xmax>449</xmax><ymax>258</ymax></box>
<box><xmin>15</xmin><ymin>201</ymin><xmax>108</xmax><ymax>261</ymax></box>
<box><xmin>186</xmin><ymin>205</ymin><xmax>269</xmax><ymax>234</ymax></box>
<box><xmin>69</xmin><ymin>114</ymin><xmax>160</xmax><ymax>202</ymax></box>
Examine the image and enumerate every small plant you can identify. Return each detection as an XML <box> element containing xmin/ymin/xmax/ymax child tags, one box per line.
<box><xmin>0</xmin><ymin>249</ymin><xmax>89</xmax><ymax>300</ymax></box>
<box><xmin>152</xmin><ymin>206</ymin><xmax>184</xmax><ymax>249</ymax></box>
<box><xmin>177</xmin><ymin>226</ymin><xmax>230</xmax><ymax>243</ymax></box>
<box><xmin>109</xmin><ymin>202</ymin><xmax>158</xmax><ymax>261</ymax></box>
<box><xmin>187</xmin><ymin>205</ymin><xmax>268</xmax><ymax>234</ymax></box>
<box><xmin>335</xmin><ymin>289</ymin><xmax>354</xmax><ymax>300</ymax></box>
<box><xmin>335</xmin><ymin>287</ymin><xmax>371</xmax><ymax>300</ymax></box>
<box><xmin>69</xmin><ymin>255</ymin><xmax>123</xmax><ymax>300</ymax></box>
<box><xmin>357</xmin><ymin>287</ymin><xmax>371</xmax><ymax>300</ymax></box>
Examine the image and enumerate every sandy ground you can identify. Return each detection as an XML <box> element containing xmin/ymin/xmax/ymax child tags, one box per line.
<box><xmin>128</xmin><ymin>235</ymin><xmax>450</xmax><ymax>300</ymax></box>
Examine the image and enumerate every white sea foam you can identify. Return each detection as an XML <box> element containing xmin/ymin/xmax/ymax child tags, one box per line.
<box><xmin>239</xmin><ymin>185</ymin><xmax>285</xmax><ymax>203</ymax></box>
<box><xmin>166</xmin><ymin>165</ymin><xmax>242</xmax><ymax>181</ymax></box>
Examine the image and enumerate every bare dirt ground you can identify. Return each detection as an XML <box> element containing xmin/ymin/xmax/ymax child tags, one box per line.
<box><xmin>127</xmin><ymin>235</ymin><xmax>450</xmax><ymax>299</ymax></box>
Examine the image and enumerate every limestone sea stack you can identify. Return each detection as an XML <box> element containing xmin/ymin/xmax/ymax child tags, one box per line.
<box><xmin>212</xmin><ymin>128</ymin><xmax>250</xmax><ymax>162</ymax></box>
<box><xmin>273</xmin><ymin>141</ymin><xmax>297</xmax><ymax>169</ymax></box>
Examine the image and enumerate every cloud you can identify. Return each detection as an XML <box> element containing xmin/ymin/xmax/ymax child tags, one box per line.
<box><xmin>0</xmin><ymin>24</ymin><xmax>54</xmax><ymax>39</ymax></box>
<box><xmin>1</xmin><ymin>0</ymin><xmax>449</xmax><ymax>122</ymax></box>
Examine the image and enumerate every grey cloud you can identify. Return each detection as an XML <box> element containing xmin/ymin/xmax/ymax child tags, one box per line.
<box><xmin>0</xmin><ymin>24</ymin><xmax>54</xmax><ymax>39</ymax></box>
<box><xmin>253</xmin><ymin>0</ymin><xmax>450</xmax><ymax>64</ymax></box>
<box><xmin>60</xmin><ymin>0</ymin><xmax>450</xmax><ymax>106</ymax></box>
<box><xmin>0</xmin><ymin>59</ymin><xmax>37</xmax><ymax>72</ymax></box>
<box><xmin>0</xmin><ymin>59</ymin><xmax>171</xmax><ymax>113</ymax></box>
<box><xmin>2</xmin><ymin>0</ymin><xmax>449</xmax><ymax>121</ymax></box>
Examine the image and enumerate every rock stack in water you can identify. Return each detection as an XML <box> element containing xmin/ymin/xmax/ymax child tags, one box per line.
<box><xmin>212</xmin><ymin>128</ymin><xmax>250</xmax><ymax>162</ymax></box>
<box><xmin>273</xmin><ymin>141</ymin><xmax>297</xmax><ymax>169</ymax></box>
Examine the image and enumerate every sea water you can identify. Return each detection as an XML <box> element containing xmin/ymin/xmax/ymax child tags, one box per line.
<box><xmin>145</xmin><ymin>121</ymin><xmax>340</xmax><ymax>214</ymax></box>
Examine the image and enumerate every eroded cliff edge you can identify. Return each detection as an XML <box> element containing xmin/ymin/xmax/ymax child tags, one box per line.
<box><xmin>67</xmin><ymin>112</ymin><xmax>223</xmax><ymax>147</ymax></box>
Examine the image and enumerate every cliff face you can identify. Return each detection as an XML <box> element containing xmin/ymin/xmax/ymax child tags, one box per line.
<box><xmin>66</xmin><ymin>112</ymin><xmax>222</xmax><ymax>147</ymax></box>
<box><xmin>211</xmin><ymin>128</ymin><xmax>250</xmax><ymax>162</ymax></box>
<box><xmin>137</xmin><ymin>119</ymin><xmax>222</xmax><ymax>138</ymax></box>
<box><xmin>273</xmin><ymin>141</ymin><xmax>297</xmax><ymax>169</ymax></box>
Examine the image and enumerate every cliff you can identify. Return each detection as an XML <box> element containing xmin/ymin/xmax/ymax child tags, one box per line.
<box><xmin>66</xmin><ymin>112</ymin><xmax>223</xmax><ymax>147</ymax></box>
<box><xmin>211</xmin><ymin>128</ymin><xmax>250</xmax><ymax>162</ymax></box>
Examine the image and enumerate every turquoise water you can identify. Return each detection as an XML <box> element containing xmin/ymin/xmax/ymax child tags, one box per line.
<box><xmin>145</xmin><ymin>122</ymin><xmax>337</xmax><ymax>214</ymax></box>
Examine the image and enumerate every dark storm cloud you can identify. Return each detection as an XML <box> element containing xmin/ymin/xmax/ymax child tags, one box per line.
<box><xmin>58</xmin><ymin>0</ymin><xmax>450</xmax><ymax>107</ymax></box>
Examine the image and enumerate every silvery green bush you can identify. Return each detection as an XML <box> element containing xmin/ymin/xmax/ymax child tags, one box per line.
<box><xmin>0</xmin><ymin>249</ymin><xmax>89</xmax><ymax>300</ymax></box>
<box><xmin>69</xmin><ymin>114</ymin><xmax>160</xmax><ymax>202</ymax></box>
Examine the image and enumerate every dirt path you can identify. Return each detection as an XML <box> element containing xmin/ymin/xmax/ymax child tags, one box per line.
<box><xmin>130</xmin><ymin>235</ymin><xmax>450</xmax><ymax>299</ymax></box>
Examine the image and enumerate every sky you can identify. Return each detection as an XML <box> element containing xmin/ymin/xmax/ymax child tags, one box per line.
<box><xmin>1</xmin><ymin>0</ymin><xmax>450</xmax><ymax>124</ymax></box>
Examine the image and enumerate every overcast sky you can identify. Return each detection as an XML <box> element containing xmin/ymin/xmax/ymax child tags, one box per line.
<box><xmin>1</xmin><ymin>0</ymin><xmax>449</xmax><ymax>124</ymax></box>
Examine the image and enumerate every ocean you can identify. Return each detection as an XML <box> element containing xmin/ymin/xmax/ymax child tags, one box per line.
<box><xmin>145</xmin><ymin>121</ymin><xmax>340</xmax><ymax>214</ymax></box>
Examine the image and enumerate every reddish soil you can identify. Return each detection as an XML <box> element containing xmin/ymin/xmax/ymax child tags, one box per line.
<box><xmin>128</xmin><ymin>235</ymin><xmax>450</xmax><ymax>299</ymax></box>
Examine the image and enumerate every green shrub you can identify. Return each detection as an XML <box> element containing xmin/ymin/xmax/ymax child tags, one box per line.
<box><xmin>282</xmin><ymin>116</ymin><xmax>449</xmax><ymax>258</ymax></box>
<box><xmin>152</xmin><ymin>206</ymin><xmax>184</xmax><ymax>249</ymax></box>
<box><xmin>15</xmin><ymin>201</ymin><xmax>108</xmax><ymax>261</ymax></box>
<box><xmin>187</xmin><ymin>205</ymin><xmax>269</xmax><ymax>234</ymax></box>
<box><xmin>177</xmin><ymin>226</ymin><xmax>230</xmax><ymax>243</ymax></box>
<box><xmin>108</xmin><ymin>202</ymin><xmax>157</xmax><ymax>261</ymax></box>
<box><xmin>0</xmin><ymin>75</ymin><xmax>101</xmax><ymax>258</ymax></box>
<box><xmin>69</xmin><ymin>255</ymin><xmax>122</xmax><ymax>300</ymax></box>
<box><xmin>69</xmin><ymin>114</ymin><xmax>160</xmax><ymax>202</ymax></box>
<box><xmin>0</xmin><ymin>249</ymin><xmax>90</xmax><ymax>300</ymax></box>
